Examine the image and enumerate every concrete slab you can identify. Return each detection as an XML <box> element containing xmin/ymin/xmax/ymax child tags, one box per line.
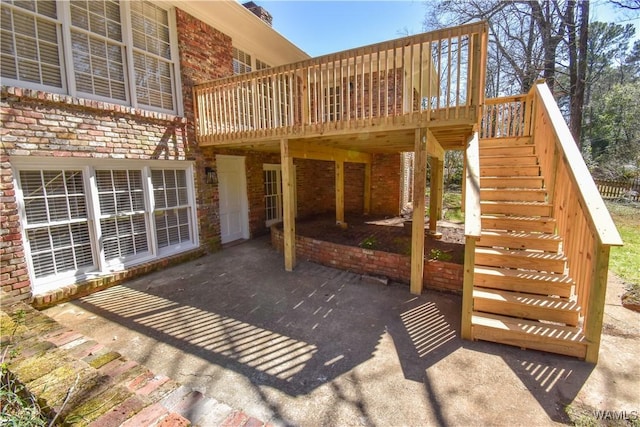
<box><xmin>44</xmin><ymin>237</ymin><xmax>640</xmax><ymax>426</ymax></box>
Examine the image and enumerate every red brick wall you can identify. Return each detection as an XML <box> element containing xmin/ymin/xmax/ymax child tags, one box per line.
<box><xmin>271</xmin><ymin>226</ymin><xmax>463</xmax><ymax>292</ymax></box>
<box><xmin>308</xmin><ymin>69</ymin><xmax>404</xmax><ymax>123</ymax></box>
<box><xmin>295</xmin><ymin>159</ymin><xmax>335</xmax><ymax>218</ymax></box>
<box><xmin>0</xmin><ymin>88</ymin><xmax>191</xmax><ymax>304</ymax></box>
<box><xmin>371</xmin><ymin>153</ymin><xmax>401</xmax><ymax>216</ymax></box>
<box><xmin>176</xmin><ymin>8</ymin><xmax>233</xmax><ymax>251</ymax></box>
<box><xmin>0</xmin><ymin>7</ymin><xmax>234</xmax><ymax>304</ymax></box>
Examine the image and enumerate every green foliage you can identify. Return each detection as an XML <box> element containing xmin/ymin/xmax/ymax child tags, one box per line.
<box><xmin>606</xmin><ymin>201</ymin><xmax>640</xmax><ymax>289</ymax></box>
<box><xmin>429</xmin><ymin>249</ymin><xmax>453</xmax><ymax>262</ymax></box>
<box><xmin>0</xmin><ymin>309</ymin><xmax>49</xmax><ymax>426</ymax></box>
<box><xmin>359</xmin><ymin>236</ymin><xmax>378</xmax><ymax>249</ymax></box>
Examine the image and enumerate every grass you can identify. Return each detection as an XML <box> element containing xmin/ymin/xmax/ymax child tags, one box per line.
<box><xmin>1</xmin><ymin>310</ymin><xmax>49</xmax><ymax>426</ymax></box>
<box><xmin>442</xmin><ymin>191</ymin><xmax>464</xmax><ymax>223</ymax></box>
<box><xmin>606</xmin><ymin>200</ymin><xmax>640</xmax><ymax>304</ymax></box>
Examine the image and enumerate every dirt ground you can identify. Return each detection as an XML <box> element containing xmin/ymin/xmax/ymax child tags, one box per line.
<box><xmin>293</xmin><ymin>214</ymin><xmax>465</xmax><ymax>264</ymax></box>
<box><xmin>43</xmin><ymin>238</ymin><xmax>640</xmax><ymax>426</ymax></box>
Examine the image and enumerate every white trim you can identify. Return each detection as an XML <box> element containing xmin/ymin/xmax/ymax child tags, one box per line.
<box><xmin>2</xmin><ymin>0</ymin><xmax>181</xmax><ymax>116</ymax></box>
<box><xmin>263</xmin><ymin>163</ymin><xmax>297</xmax><ymax>227</ymax></box>
<box><xmin>12</xmin><ymin>156</ymin><xmax>198</xmax><ymax>295</ymax></box>
<box><xmin>216</xmin><ymin>155</ymin><xmax>250</xmax><ymax>243</ymax></box>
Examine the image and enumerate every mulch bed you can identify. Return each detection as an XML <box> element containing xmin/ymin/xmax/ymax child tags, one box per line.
<box><xmin>294</xmin><ymin>213</ymin><xmax>465</xmax><ymax>264</ymax></box>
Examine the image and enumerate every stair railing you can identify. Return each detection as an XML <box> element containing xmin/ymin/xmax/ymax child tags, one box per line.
<box><xmin>480</xmin><ymin>93</ymin><xmax>534</xmax><ymax>139</ymax></box>
<box><xmin>530</xmin><ymin>81</ymin><xmax>623</xmax><ymax>363</ymax></box>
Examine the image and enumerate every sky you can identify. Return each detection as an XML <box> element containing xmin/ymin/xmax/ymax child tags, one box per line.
<box><xmin>253</xmin><ymin>0</ymin><xmax>640</xmax><ymax>58</ymax></box>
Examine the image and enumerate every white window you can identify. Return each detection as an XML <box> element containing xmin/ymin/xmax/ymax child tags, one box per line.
<box><xmin>232</xmin><ymin>47</ymin><xmax>252</xmax><ymax>75</ymax></box>
<box><xmin>255</xmin><ymin>58</ymin><xmax>270</xmax><ymax>71</ymax></box>
<box><xmin>0</xmin><ymin>0</ymin><xmax>181</xmax><ymax>115</ymax></box>
<box><xmin>14</xmin><ymin>158</ymin><xmax>198</xmax><ymax>294</ymax></box>
<box><xmin>263</xmin><ymin>164</ymin><xmax>296</xmax><ymax>227</ymax></box>
<box><xmin>151</xmin><ymin>169</ymin><xmax>192</xmax><ymax>253</ymax></box>
<box><xmin>324</xmin><ymin>86</ymin><xmax>341</xmax><ymax>122</ymax></box>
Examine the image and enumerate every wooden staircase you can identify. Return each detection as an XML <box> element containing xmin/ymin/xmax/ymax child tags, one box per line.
<box><xmin>470</xmin><ymin>137</ymin><xmax>588</xmax><ymax>359</ymax></box>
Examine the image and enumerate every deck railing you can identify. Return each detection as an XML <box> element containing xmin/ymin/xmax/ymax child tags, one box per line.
<box><xmin>193</xmin><ymin>22</ymin><xmax>488</xmax><ymax>144</ymax></box>
<box><xmin>480</xmin><ymin>93</ymin><xmax>534</xmax><ymax>139</ymax></box>
<box><xmin>476</xmin><ymin>84</ymin><xmax>623</xmax><ymax>361</ymax></box>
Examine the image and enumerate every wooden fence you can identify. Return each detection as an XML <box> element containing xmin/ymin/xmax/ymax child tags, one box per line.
<box><xmin>594</xmin><ymin>177</ymin><xmax>640</xmax><ymax>201</ymax></box>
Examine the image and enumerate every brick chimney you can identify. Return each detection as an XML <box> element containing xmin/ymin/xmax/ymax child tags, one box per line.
<box><xmin>242</xmin><ymin>1</ymin><xmax>273</xmax><ymax>26</ymax></box>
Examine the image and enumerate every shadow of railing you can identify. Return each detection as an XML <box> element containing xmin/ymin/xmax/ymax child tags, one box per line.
<box><xmin>69</xmin><ymin>239</ymin><xmax>595</xmax><ymax>424</ymax></box>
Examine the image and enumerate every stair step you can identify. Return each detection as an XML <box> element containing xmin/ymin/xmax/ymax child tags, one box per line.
<box><xmin>479</xmin><ymin>136</ymin><xmax>532</xmax><ymax>148</ymax></box>
<box><xmin>480</xmin><ymin>155</ymin><xmax>539</xmax><ymax>167</ymax></box>
<box><xmin>471</xmin><ymin>312</ymin><xmax>587</xmax><ymax>359</ymax></box>
<box><xmin>480</xmin><ymin>165</ymin><xmax>540</xmax><ymax>177</ymax></box>
<box><xmin>481</xmin><ymin>176</ymin><xmax>544</xmax><ymax>189</ymax></box>
<box><xmin>473</xmin><ymin>289</ymin><xmax>580</xmax><ymax>326</ymax></box>
<box><xmin>477</xmin><ymin>231</ymin><xmax>561</xmax><ymax>252</ymax></box>
<box><xmin>475</xmin><ymin>247</ymin><xmax>566</xmax><ymax>273</ymax></box>
<box><xmin>481</xmin><ymin>201</ymin><xmax>552</xmax><ymax>216</ymax></box>
<box><xmin>480</xmin><ymin>145</ymin><xmax>535</xmax><ymax>157</ymax></box>
<box><xmin>481</xmin><ymin>215</ymin><xmax>556</xmax><ymax>233</ymax></box>
<box><xmin>481</xmin><ymin>188</ymin><xmax>547</xmax><ymax>202</ymax></box>
<box><xmin>474</xmin><ymin>266</ymin><xmax>574</xmax><ymax>297</ymax></box>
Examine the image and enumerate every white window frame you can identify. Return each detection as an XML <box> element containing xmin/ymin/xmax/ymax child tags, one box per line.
<box><xmin>263</xmin><ymin>164</ymin><xmax>296</xmax><ymax>227</ymax></box>
<box><xmin>232</xmin><ymin>47</ymin><xmax>252</xmax><ymax>75</ymax></box>
<box><xmin>0</xmin><ymin>0</ymin><xmax>183</xmax><ymax>116</ymax></box>
<box><xmin>12</xmin><ymin>157</ymin><xmax>198</xmax><ymax>295</ymax></box>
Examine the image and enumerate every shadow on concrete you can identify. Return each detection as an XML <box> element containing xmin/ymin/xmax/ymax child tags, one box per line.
<box><xmin>72</xmin><ymin>239</ymin><xmax>462</xmax><ymax>396</ymax></box>
<box><xmin>66</xmin><ymin>237</ymin><xmax>594</xmax><ymax>424</ymax></box>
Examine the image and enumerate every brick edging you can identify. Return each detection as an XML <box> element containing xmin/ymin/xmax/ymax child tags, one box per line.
<box><xmin>30</xmin><ymin>249</ymin><xmax>206</xmax><ymax>309</ymax></box>
<box><xmin>270</xmin><ymin>226</ymin><xmax>463</xmax><ymax>292</ymax></box>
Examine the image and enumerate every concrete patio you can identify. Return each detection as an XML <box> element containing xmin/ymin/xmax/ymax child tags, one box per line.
<box><xmin>42</xmin><ymin>237</ymin><xmax>639</xmax><ymax>426</ymax></box>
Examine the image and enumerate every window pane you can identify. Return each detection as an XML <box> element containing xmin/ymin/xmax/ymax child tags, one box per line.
<box><xmin>152</xmin><ymin>169</ymin><xmax>191</xmax><ymax>249</ymax></box>
<box><xmin>21</xmin><ymin>170</ymin><xmax>93</xmax><ymax>279</ymax></box>
<box><xmin>70</xmin><ymin>0</ymin><xmax>125</xmax><ymax>101</ymax></box>
<box><xmin>97</xmin><ymin>169</ymin><xmax>148</xmax><ymax>261</ymax></box>
<box><xmin>0</xmin><ymin>2</ymin><xmax>63</xmax><ymax>88</ymax></box>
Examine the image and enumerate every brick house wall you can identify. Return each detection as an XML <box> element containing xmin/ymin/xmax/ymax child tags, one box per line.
<box><xmin>0</xmin><ymin>5</ymin><xmax>405</xmax><ymax>305</ymax></box>
<box><xmin>176</xmin><ymin>9</ymin><xmax>234</xmax><ymax>250</ymax></box>
<box><xmin>0</xmin><ymin>8</ymin><xmax>233</xmax><ymax>305</ymax></box>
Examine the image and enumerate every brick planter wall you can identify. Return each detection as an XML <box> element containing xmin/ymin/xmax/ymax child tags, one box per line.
<box><xmin>271</xmin><ymin>226</ymin><xmax>463</xmax><ymax>293</ymax></box>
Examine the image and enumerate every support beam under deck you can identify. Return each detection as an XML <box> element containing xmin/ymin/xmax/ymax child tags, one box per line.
<box><xmin>335</xmin><ymin>159</ymin><xmax>346</xmax><ymax>227</ymax></box>
<box><xmin>428</xmin><ymin>157</ymin><xmax>444</xmax><ymax>237</ymax></box>
<box><xmin>410</xmin><ymin>128</ymin><xmax>428</xmax><ymax>295</ymax></box>
<box><xmin>280</xmin><ymin>138</ymin><xmax>296</xmax><ymax>271</ymax></box>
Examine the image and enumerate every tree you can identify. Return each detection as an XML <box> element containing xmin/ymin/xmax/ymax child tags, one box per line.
<box><xmin>423</xmin><ymin>0</ymin><xmax>591</xmax><ymax>144</ymax></box>
<box><xmin>589</xmin><ymin>82</ymin><xmax>640</xmax><ymax>178</ymax></box>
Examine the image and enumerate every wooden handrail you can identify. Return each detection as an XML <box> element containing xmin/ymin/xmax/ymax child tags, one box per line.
<box><xmin>196</xmin><ymin>22</ymin><xmax>488</xmax><ymax>89</ymax></box>
<box><xmin>480</xmin><ymin>94</ymin><xmax>531</xmax><ymax>139</ymax></box>
<box><xmin>193</xmin><ymin>22</ymin><xmax>488</xmax><ymax>144</ymax></box>
<box><xmin>530</xmin><ymin>81</ymin><xmax>622</xmax><ymax>362</ymax></box>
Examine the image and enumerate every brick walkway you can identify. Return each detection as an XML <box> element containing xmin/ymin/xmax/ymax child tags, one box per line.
<box><xmin>1</xmin><ymin>302</ymin><xmax>269</xmax><ymax>426</ymax></box>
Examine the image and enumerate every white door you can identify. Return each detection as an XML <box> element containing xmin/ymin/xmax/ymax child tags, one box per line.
<box><xmin>217</xmin><ymin>155</ymin><xmax>249</xmax><ymax>244</ymax></box>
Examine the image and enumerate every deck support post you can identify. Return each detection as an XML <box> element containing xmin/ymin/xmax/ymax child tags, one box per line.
<box><xmin>428</xmin><ymin>157</ymin><xmax>444</xmax><ymax>237</ymax></box>
<box><xmin>410</xmin><ymin>128</ymin><xmax>428</xmax><ymax>295</ymax></box>
<box><xmin>584</xmin><ymin>245</ymin><xmax>612</xmax><ymax>363</ymax></box>
<box><xmin>281</xmin><ymin>138</ymin><xmax>296</xmax><ymax>271</ymax></box>
<box><xmin>461</xmin><ymin>156</ymin><xmax>467</xmax><ymax>213</ymax></box>
<box><xmin>363</xmin><ymin>162</ymin><xmax>371</xmax><ymax>215</ymax></box>
<box><xmin>335</xmin><ymin>159</ymin><xmax>346</xmax><ymax>227</ymax></box>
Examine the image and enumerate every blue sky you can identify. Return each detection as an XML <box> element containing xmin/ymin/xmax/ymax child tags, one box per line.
<box><xmin>256</xmin><ymin>0</ymin><xmax>640</xmax><ymax>58</ymax></box>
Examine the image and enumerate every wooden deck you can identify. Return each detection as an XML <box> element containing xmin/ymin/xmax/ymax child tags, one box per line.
<box><xmin>193</xmin><ymin>22</ymin><xmax>488</xmax><ymax>153</ymax></box>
